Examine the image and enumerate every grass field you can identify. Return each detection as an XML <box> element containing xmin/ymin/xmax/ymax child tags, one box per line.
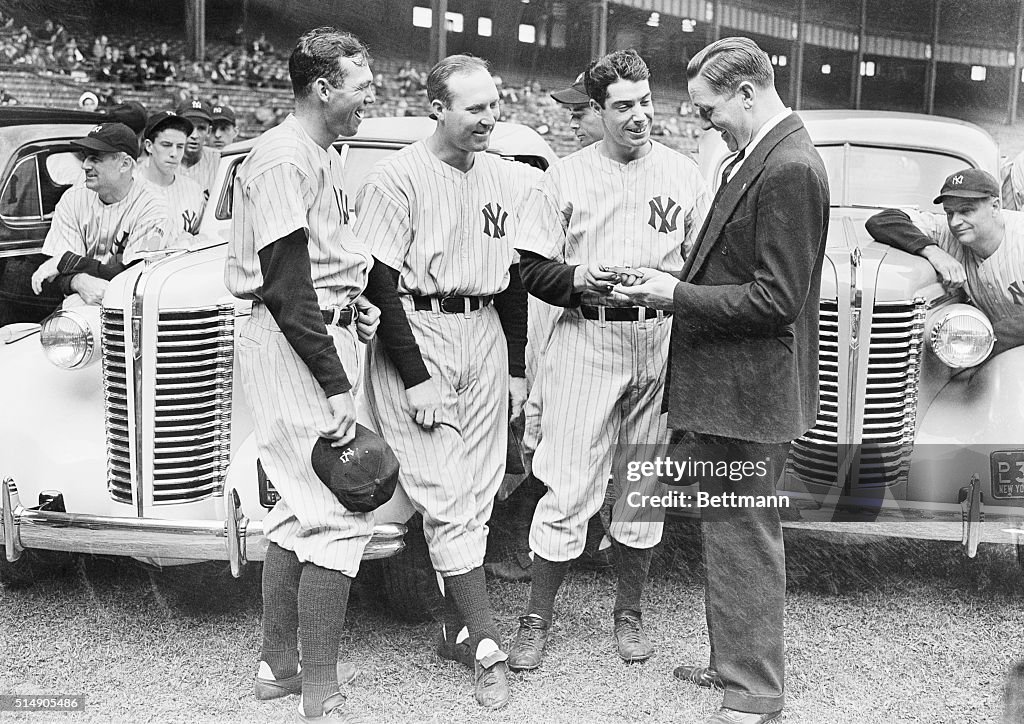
<box><xmin>2</xmin><ymin>520</ymin><xmax>1022</xmax><ymax>724</ymax></box>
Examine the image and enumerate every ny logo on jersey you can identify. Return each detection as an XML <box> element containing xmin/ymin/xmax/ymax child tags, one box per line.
<box><xmin>182</xmin><ymin>209</ymin><xmax>200</xmax><ymax>234</ymax></box>
<box><xmin>648</xmin><ymin>196</ymin><xmax>682</xmax><ymax>233</ymax></box>
<box><xmin>1009</xmin><ymin>280</ymin><xmax>1024</xmax><ymax>305</ymax></box>
<box><xmin>482</xmin><ymin>202</ymin><xmax>508</xmax><ymax>239</ymax></box>
<box><xmin>334</xmin><ymin>186</ymin><xmax>351</xmax><ymax>224</ymax></box>
<box><xmin>111</xmin><ymin>231</ymin><xmax>130</xmax><ymax>257</ymax></box>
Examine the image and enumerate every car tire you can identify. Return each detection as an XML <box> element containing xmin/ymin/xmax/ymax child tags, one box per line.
<box><xmin>373</xmin><ymin>513</ymin><xmax>443</xmax><ymax>623</ymax></box>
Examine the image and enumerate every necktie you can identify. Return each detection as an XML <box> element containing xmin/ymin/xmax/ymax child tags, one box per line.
<box><xmin>718</xmin><ymin>147</ymin><xmax>746</xmax><ymax>193</ymax></box>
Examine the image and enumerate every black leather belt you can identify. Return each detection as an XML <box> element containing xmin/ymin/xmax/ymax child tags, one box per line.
<box><xmin>578</xmin><ymin>305</ymin><xmax>671</xmax><ymax>321</ymax></box>
<box><xmin>411</xmin><ymin>295</ymin><xmax>494</xmax><ymax>314</ymax></box>
<box><xmin>322</xmin><ymin>306</ymin><xmax>356</xmax><ymax>326</ymax></box>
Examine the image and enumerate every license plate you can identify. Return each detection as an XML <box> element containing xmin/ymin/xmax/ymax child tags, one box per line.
<box><xmin>991</xmin><ymin>450</ymin><xmax>1024</xmax><ymax>499</ymax></box>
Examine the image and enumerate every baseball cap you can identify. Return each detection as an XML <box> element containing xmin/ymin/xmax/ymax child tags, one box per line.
<box><xmin>143</xmin><ymin>110</ymin><xmax>194</xmax><ymax>141</ymax></box>
<box><xmin>310</xmin><ymin>424</ymin><xmax>399</xmax><ymax>513</ymax></box>
<box><xmin>104</xmin><ymin>101</ymin><xmax>148</xmax><ymax>134</ymax></box>
<box><xmin>933</xmin><ymin>168</ymin><xmax>1000</xmax><ymax>204</ymax></box>
<box><xmin>175</xmin><ymin>97</ymin><xmax>213</xmax><ymax>123</ymax></box>
<box><xmin>210</xmin><ymin>103</ymin><xmax>237</xmax><ymax>126</ymax></box>
<box><xmin>550</xmin><ymin>72</ymin><xmax>590</xmax><ymax>105</ymax></box>
<box><xmin>71</xmin><ymin>122</ymin><xmax>140</xmax><ymax>160</ymax></box>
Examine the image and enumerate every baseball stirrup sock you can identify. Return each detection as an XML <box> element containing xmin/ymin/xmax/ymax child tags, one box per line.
<box><xmin>298</xmin><ymin>563</ymin><xmax>352</xmax><ymax>717</ymax></box>
<box><xmin>612</xmin><ymin>541</ymin><xmax>653</xmax><ymax>615</ymax></box>
<box><xmin>527</xmin><ymin>555</ymin><xmax>570</xmax><ymax>624</ymax></box>
<box><xmin>261</xmin><ymin>542</ymin><xmax>302</xmax><ymax>679</ymax></box>
<box><xmin>443</xmin><ymin>567</ymin><xmax>500</xmax><ymax>653</ymax></box>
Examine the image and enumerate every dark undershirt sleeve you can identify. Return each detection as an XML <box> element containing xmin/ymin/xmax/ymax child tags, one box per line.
<box><xmin>494</xmin><ymin>264</ymin><xmax>527</xmax><ymax>378</ymax></box>
<box><xmin>53</xmin><ymin>251</ymin><xmax>134</xmax><ymax>296</ymax></box>
<box><xmin>362</xmin><ymin>258</ymin><xmax>431</xmax><ymax>389</ymax></box>
<box><xmin>864</xmin><ymin>209</ymin><xmax>937</xmax><ymax>255</ymax></box>
<box><xmin>517</xmin><ymin>250</ymin><xmax>582</xmax><ymax>308</ymax></box>
<box><xmin>258</xmin><ymin>228</ymin><xmax>351</xmax><ymax>396</ymax></box>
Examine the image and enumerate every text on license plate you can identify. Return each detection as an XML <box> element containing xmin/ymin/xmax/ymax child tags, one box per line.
<box><xmin>991</xmin><ymin>450</ymin><xmax>1024</xmax><ymax>499</ymax></box>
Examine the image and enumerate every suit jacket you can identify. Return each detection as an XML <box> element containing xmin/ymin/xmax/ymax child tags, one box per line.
<box><xmin>667</xmin><ymin>112</ymin><xmax>829</xmax><ymax>443</ymax></box>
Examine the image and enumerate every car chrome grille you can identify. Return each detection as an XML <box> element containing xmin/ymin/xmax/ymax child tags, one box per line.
<box><xmin>103</xmin><ymin>306</ymin><xmax>234</xmax><ymax>505</ymax></box>
<box><xmin>790</xmin><ymin>299</ymin><xmax>926</xmax><ymax>489</ymax></box>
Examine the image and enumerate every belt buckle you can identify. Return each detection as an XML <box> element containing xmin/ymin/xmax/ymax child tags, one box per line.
<box><xmin>439</xmin><ymin>295</ymin><xmax>458</xmax><ymax>315</ymax></box>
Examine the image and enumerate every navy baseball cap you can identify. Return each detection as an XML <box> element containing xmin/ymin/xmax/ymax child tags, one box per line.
<box><xmin>104</xmin><ymin>101</ymin><xmax>148</xmax><ymax>134</ymax></box>
<box><xmin>72</xmin><ymin>122</ymin><xmax>140</xmax><ymax>160</ymax></box>
<box><xmin>175</xmin><ymin>97</ymin><xmax>213</xmax><ymax>123</ymax></box>
<box><xmin>550</xmin><ymin>72</ymin><xmax>590</xmax><ymax>105</ymax></box>
<box><xmin>933</xmin><ymin>168</ymin><xmax>1000</xmax><ymax>204</ymax></box>
<box><xmin>210</xmin><ymin>103</ymin><xmax>237</xmax><ymax>126</ymax></box>
<box><xmin>310</xmin><ymin>424</ymin><xmax>399</xmax><ymax>513</ymax></box>
<box><xmin>143</xmin><ymin>110</ymin><xmax>193</xmax><ymax>141</ymax></box>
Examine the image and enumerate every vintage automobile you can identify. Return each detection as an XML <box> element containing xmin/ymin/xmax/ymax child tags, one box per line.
<box><xmin>0</xmin><ymin>114</ymin><xmax>556</xmax><ymax>618</ymax></box>
<box><xmin>691</xmin><ymin>110</ymin><xmax>1024</xmax><ymax>560</ymax></box>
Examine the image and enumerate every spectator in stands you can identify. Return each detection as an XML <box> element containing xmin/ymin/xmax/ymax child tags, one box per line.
<box><xmin>0</xmin><ymin>87</ymin><xmax>18</xmax><ymax>106</ymax></box>
<box><xmin>35</xmin><ymin>19</ymin><xmax>55</xmax><ymax>44</ymax></box>
<box><xmin>209</xmin><ymin>103</ymin><xmax>238</xmax><ymax>149</ymax></box>
<box><xmin>253</xmin><ymin>32</ymin><xmax>273</xmax><ymax>54</ymax></box>
<box><xmin>150</xmin><ymin>41</ymin><xmax>174</xmax><ymax>81</ymax></box>
<box><xmin>132</xmin><ymin>57</ymin><xmax>153</xmax><ymax>89</ymax></box>
<box><xmin>41</xmin><ymin>44</ymin><xmax>60</xmax><ymax>73</ymax></box>
<box><xmin>78</xmin><ymin>91</ymin><xmax>99</xmax><ymax>112</ymax></box>
<box><xmin>96</xmin><ymin>85</ymin><xmax>119</xmax><ymax>107</ymax></box>
<box><xmin>59</xmin><ymin>43</ymin><xmax>83</xmax><ymax>74</ymax></box>
<box><xmin>91</xmin><ymin>34</ymin><xmax>108</xmax><ymax>62</ymax></box>
<box><xmin>123</xmin><ymin>43</ymin><xmax>139</xmax><ymax>68</ymax></box>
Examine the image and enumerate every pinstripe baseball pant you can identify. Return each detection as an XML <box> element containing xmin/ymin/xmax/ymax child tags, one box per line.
<box><xmin>365</xmin><ymin>297</ymin><xmax>508</xmax><ymax>575</ymax></box>
<box><xmin>237</xmin><ymin>303</ymin><xmax>373</xmax><ymax>577</ymax></box>
<box><xmin>529</xmin><ymin>309</ymin><xmax>670</xmax><ymax>562</ymax></box>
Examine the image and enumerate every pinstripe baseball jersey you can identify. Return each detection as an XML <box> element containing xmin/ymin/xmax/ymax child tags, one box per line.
<box><xmin>517</xmin><ymin>140</ymin><xmax>708</xmax><ymax>270</ymax></box>
<box><xmin>179</xmin><ymin>146</ymin><xmax>220</xmax><ymax>198</ymax></box>
<box><xmin>902</xmin><ymin>208</ymin><xmax>1024</xmax><ymax>320</ymax></box>
<box><xmin>41</xmin><ymin>179</ymin><xmax>171</xmax><ymax>266</ymax></box>
<box><xmin>137</xmin><ymin>172</ymin><xmax>206</xmax><ymax>237</ymax></box>
<box><xmin>224</xmin><ymin>114</ymin><xmax>372</xmax><ymax>309</ymax></box>
<box><xmin>354</xmin><ymin>141</ymin><xmax>534</xmax><ymax>296</ymax></box>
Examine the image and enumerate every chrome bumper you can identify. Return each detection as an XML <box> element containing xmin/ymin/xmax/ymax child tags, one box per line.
<box><xmin>2</xmin><ymin>478</ymin><xmax>406</xmax><ymax>576</ymax></box>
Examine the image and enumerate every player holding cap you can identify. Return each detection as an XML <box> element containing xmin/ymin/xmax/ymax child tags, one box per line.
<box><xmin>508</xmin><ymin>49</ymin><xmax>708</xmax><ymax>670</ymax></box>
<box><xmin>138</xmin><ymin>111</ymin><xmax>206</xmax><ymax>240</ymax></box>
<box><xmin>224</xmin><ymin>26</ymin><xmax>379</xmax><ymax>723</ymax></box>
<box><xmin>176</xmin><ymin>97</ymin><xmax>220</xmax><ymax>198</ymax></box>
<box><xmin>27</xmin><ymin>122</ymin><xmax>171</xmax><ymax>306</ymax></box>
<box><xmin>867</xmin><ymin>168</ymin><xmax>1024</xmax><ymax>354</ymax></box>
<box><xmin>355</xmin><ymin>54</ymin><xmax>534</xmax><ymax>710</ymax></box>
<box><xmin>210</xmin><ymin>103</ymin><xmax>240</xmax><ymax>149</ymax></box>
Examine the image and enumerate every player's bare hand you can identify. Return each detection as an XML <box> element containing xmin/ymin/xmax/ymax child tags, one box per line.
<box><xmin>31</xmin><ymin>256</ymin><xmax>60</xmax><ymax>294</ymax></box>
<box><xmin>404</xmin><ymin>378</ymin><xmax>444</xmax><ymax>430</ymax></box>
<box><xmin>601</xmin><ymin>265</ymin><xmax>644</xmax><ymax>287</ymax></box>
<box><xmin>573</xmin><ymin>262</ymin><xmax>619</xmax><ymax>294</ymax></box>
<box><xmin>920</xmin><ymin>247</ymin><xmax>967</xmax><ymax>291</ymax></box>
<box><xmin>320</xmin><ymin>391</ymin><xmax>358</xmax><ymax>446</ymax></box>
<box><xmin>69</xmin><ymin>274</ymin><xmax>109</xmax><ymax>305</ymax></box>
<box><xmin>508</xmin><ymin>376</ymin><xmax>527</xmax><ymax>419</ymax></box>
<box><xmin>354</xmin><ymin>295</ymin><xmax>381</xmax><ymax>343</ymax></box>
<box><xmin>609</xmin><ymin>267</ymin><xmax>678</xmax><ymax>311</ymax></box>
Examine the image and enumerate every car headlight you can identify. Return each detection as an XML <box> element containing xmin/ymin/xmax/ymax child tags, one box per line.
<box><xmin>927</xmin><ymin>304</ymin><xmax>994</xmax><ymax>369</ymax></box>
<box><xmin>40</xmin><ymin>309</ymin><xmax>98</xmax><ymax>369</ymax></box>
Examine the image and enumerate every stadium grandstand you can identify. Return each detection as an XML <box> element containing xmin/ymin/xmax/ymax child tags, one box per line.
<box><xmin>3</xmin><ymin>0</ymin><xmax>1024</xmax><ymax>158</ymax></box>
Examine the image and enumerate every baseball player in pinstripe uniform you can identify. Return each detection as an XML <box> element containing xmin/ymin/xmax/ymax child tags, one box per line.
<box><xmin>177</xmin><ymin>98</ymin><xmax>220</xmax><ymax>200</ymax></box>
<box><xmin>137</xmin><ymin>111</ymin><xmax>206</xmax><ymax>242</ymax></box>
<box><xmin>224</xmin><ymin>27</ymin><xmax>378</xmax><ymax>724</ymax></box>
<box><xmin>354</xmin><ymin>54</ymin><xmax>533</xmax><ymax>710</ymax></box>
<box><xmin>867</xmin><ymin>168</ymin><xmax>1024</xmax><ymax>354</ymax></box>
<box><xmin>508</xmin><ymin>49</ymin><xmax>709</xmax><ymax>670</ymax></box>
<box><xmin>28</xmin><ymin>122</ymin><xmax>171</xmax><ymax>306</ymax></box>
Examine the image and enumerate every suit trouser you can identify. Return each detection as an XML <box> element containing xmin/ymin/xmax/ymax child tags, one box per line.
<box><xmin>675</xmin><ymin>431</ymin><xmax>791</xmax><ymax>715</ymax></box>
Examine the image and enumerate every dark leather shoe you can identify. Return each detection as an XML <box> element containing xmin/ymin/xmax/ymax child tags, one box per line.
<box><xmin>507</xmin><ymin>614</ymin><xmax>550</xmax><ymax>671</ymax></box>
<box><xmin>484</xmin><ymin>550</ymin><xmax>533</xmax><ymax>582</ymax></box>
<box><xmin>673</xmin><ymin>664</ymin><xmax>724</xmax><ymax>689</ymax></box>
<box><xmin>703</xmin><ymin>707</ymin><xmax>782</xmax><ymax>724</ymax></box>
<box><xmin>474</xmin><ymin>650</ymin><xmax>510</xmax><ymax>709</ymax></box>
<box><xmin>435</xmin><ymin>627</ymin><xmax>474</xmax><ymax>669</ymax></box>
<box><xmin>613</xmin><ymin>610</ymin><xmax>653</xmax><ymax>662</ymax></box>
<box><xmin>255</xmin><ymin>661</ymin><xmax>359</xmax><ymax>700</ymax></box>
<box><xmin>296</xmin><ymin>691</ymin><xmax>372</xmax><ymax>723</ymax></box>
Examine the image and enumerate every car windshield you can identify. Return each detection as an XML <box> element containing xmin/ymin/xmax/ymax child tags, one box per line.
<box><xmin>818</xmin><ymin>144</ymin><xmax>968</xmax><ymax>212</ymax></box>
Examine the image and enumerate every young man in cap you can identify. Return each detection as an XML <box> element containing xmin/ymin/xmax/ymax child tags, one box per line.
<box><xmin>176</xmin><ymin>98</ymin><xmax>220</xmax><ymax>199</ymax></box>
<box><xmin>209</xmin><ymin>103</ymin><xmax>240</xmax><ymax>150</ymax></box>
<box><xmin>867</xmin><ymin>168</ymin><xmax>1024</xmax><ymax>354</ymax></box>
<box><xmin>138</xmin><ymin>111</ymin><xmax>207</xmax><ymax>240</ymax></box>
<box><xmin>27</xmin><ymin>122</ymin><xmax>171</xmax><ymax>304</ymax></box>
<box><xmin>224</xmin><ymin>27</ymin><xmax>379</xmax><ymax>723</ymax></box>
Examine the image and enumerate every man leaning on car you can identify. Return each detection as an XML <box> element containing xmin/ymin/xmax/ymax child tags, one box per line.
<box><xmin>866</xmin><ymin>168</ymin><xmax>1024</xmax><ymax>355</ymax></box>
<box><xmin>27</xmin><ymin>122</ymin><xmax>172</xmax><ymax>306</ymax></box>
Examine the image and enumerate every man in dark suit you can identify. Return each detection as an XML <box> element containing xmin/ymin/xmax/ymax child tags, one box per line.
<box><xmin>612</xmin><ymin>37</ymin><xmax>829</xmax><ymax>724</ymax></box>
